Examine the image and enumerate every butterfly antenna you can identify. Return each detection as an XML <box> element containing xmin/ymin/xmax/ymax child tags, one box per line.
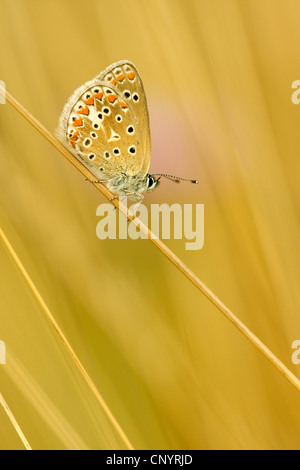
<box><xmin>152</xmin><ymin>174</ymin><xmax>199</xmax><ymax>184</ymax></box>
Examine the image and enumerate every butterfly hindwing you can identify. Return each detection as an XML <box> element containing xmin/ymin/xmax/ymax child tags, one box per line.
<box><xmin>56</xmin><ymin>60</ymin><xmax>151</xmax><ymax>182</ymax></box>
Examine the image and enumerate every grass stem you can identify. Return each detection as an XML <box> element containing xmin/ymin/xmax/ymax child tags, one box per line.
<box><xmin>0</xmin><ymin>392</ymin><xmax>32</xmax><ymax>450</ymax></box>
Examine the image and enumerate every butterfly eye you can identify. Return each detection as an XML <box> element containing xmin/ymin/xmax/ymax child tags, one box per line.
<box><xmin>132</xmin><ymin>93</ymin><xmax>139</xmax><ymax>102</ymax></box>
<box><xmin>116</xmin><ymin>115</ymin><xmax>122</xmax><ymax>122</ymax></box>
<box><xmin>128</xmin><ymin>146</ymin><xmax>136</xmax><ymax>155</ymax></box>
<box><xmin>147</xmin><ymin>175</ymin><xmax>155</xmax><ymax>188</ymax></box>
<box><xmin>126</xmin><ymin>125</ymin><xmax>135</xmax><ymax>134</ymax></box>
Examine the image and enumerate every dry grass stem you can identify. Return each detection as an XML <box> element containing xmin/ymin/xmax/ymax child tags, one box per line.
<box><xmin>0</xmin><ymin>392</ymin><xmax>32</xmax><ymax>450</ymax></box>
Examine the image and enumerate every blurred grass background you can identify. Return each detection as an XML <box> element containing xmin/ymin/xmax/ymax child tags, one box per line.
<box><xmin>0</xmin><ymin>0</ymin><xmax>300</xmax><ymax>450</ymax></box>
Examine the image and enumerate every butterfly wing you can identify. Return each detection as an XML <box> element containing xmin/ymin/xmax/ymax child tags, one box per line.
<box><xmin>56</xmin><ymin>60</ymin><xmax>151</xmax><ymax>181</ymax></box>
<box><xmin>98</xmin><ymin>60</ymin><xmax>151</xmax><ymax>176</ymax></box>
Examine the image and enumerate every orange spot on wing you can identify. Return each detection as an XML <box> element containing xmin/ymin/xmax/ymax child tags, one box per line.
<box><xmin>73</xmin><ymin>117</ymin><xmax>83</xmax><ymax>127</ymax></box>
<box><xmin>94</xmin><ymin>92</ymin><xmax>104</xmax><ymax>100</ymax></box>
<box><xmin>120</xmin><ymin>100</ymin><xmax>127</xmax><ymax>108</ymax></box>
<box><xmin>107</xmin><ymin>94</ymin><xmax>117</xmax><ymax>103</ymax></box>
<box><xmin>83</xmin><ymin>97</ymin><xmax>94</xmax><ymax>105</ymax></box>
<box><xmin>111</xmin><ymin>79</ymin><xmax>116</xmax><ymax>85</ymax></box>
<box><xmin>70</xmin><ymin>131</ymin><xmax>79</xmax><ymax>142</ymax></box>
<box><xmin>127</xmin><ymin>72</ymin><xmax>135</xmax><ymax>80</ymax></box>
<box><xmin>77</xmin><ymin>105</ymin><xmax>89</xmax><ymax>115</ymax></box>
<box><xmin>70</xmin><ymin>142</ymin><xmax>75</xmax><ymax>148</ymax></box>
<box><xmin>116</xmin><ymin>74</ymin><xmax>124</xmax><ymax>81</ymax></box>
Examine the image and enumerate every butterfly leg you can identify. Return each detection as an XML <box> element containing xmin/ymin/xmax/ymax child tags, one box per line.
<box><xmin>108</xmin><ymin>195</ymin><xmax>120</xmax><ymax>202</ymax></box>
<box><xmin>85</xmin><ymin>178</ymin><xmax>107</xmax><ymax>184</ymax></box>
<box><xmin>108</xmin><ymin>195</ymin><xmax>123</xmax><ymax>212</ymax></box>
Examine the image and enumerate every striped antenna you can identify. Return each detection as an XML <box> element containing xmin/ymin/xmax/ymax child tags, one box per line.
<box><xmin>152</xmin><ymin>174</ymin><xmax>199</xmax><ymax>184</ymax></box>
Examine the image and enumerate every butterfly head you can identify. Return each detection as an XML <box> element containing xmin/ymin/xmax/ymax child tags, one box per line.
<box><xmin>146</xmin><ymin>174</ymin><xmax>160</xmax><ymax>192</ymax></box>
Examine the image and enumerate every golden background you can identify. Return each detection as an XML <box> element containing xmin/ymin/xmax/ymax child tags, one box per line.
<box><xmin>0</xmin><ymin>0</ymin><xmax>300</xmax><ymax>450</ymax></box>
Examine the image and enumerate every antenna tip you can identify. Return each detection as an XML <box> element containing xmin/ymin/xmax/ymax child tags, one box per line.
<box><xmin>192</xmin><ymin>180</ymin><xmax>199</xmax><ymax>184</ymax></box>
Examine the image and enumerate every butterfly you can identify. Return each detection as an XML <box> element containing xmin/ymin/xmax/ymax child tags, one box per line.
<box><xmin>56</xmin><ymin>60</ymin><xmax>197</xmax><ymax>202</ymax></box>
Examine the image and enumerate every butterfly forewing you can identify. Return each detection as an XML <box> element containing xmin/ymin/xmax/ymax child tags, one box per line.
<box><xmin>98</xmin><ymin>60</ymin><xmax>151</xmax><ymax>175</ymax></box>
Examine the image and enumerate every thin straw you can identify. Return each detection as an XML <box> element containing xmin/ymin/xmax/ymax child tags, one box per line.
<box><xmin>0</xmin><ymin>392</ymin><xmax>32</xmax><ymax>450</ymax></box>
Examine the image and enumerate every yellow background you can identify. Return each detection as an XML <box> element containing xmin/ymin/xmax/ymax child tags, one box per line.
<box><xmin>0</xmin><ymin>0</ymin><xmax>300</xmax><ymax>450</ymax></box>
